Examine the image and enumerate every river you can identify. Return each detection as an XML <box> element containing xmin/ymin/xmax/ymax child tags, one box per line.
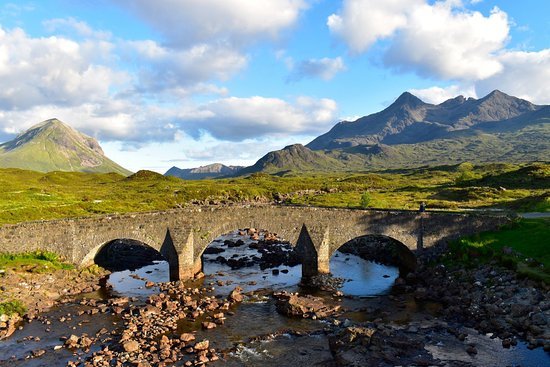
<box><xmin>0</xmin><ymin>231</ymin><xmax>548</xmax><ymax>366</ymax></box>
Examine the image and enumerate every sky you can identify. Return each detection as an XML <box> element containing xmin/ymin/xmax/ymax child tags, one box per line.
<box><xmin>0</xmin><ymin>0</ymin><xmax>548</xmax><ymax>173</ymax></box>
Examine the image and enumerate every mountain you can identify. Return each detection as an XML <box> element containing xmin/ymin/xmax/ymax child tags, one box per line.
<box><xmin>307</xmin><ymin>90</ymin><xmax>541</xmax><ymax>150</ymax></box>
<box><xmin>239</xmin><ymin>90</ymin><xmax>549</xmax><ymax>175</ymax></box>
<box><xmin>165</xmin><ymin>163</ymin><xmax>244</xmax><ymax>180</ymax></box>
<box><xmin>236</xmin><ymin>144</ymin><xmax>353</xmax><ymax>175</ymax></box>
<box><xmin>0</xmin><ymin>119</ymin><xmax>131</xmax><ymax>175</ymax></box>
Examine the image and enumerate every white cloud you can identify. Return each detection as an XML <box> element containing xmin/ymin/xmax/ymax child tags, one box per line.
<box><xmin>112</xmin><ymin>0</ymin><xmax>308</xmax><ymax>48</ymax></box>
<box><xmin>329</xmin><ymin>1</ymin><xmax>510</xmax><ymax>81</ymax></box>
<box><xmin>328</xmin><ymin>0</ymin><xmax>423</xmax><ymax>53</ymax></box>
<box><xmin>179</xmin><ymin>96</ymin><xmax>338</xmax><ymax>141</ymax></box>
<box><xmin>288</xmin><ymin>57</ymin><xmax>345</xmax><ymax>81</ymax></box>
<box><xmin>0</xmin><ymin>27</ymin><xmax>127</xmax><ymax>111</ymax></box>
<box><xmin>123</xmin><ymin>40</ymin><xmax>248</xmax><ymax>91</ymax></box>
<box><xmin>408</xmin><ymin>85</ymin><xmax>477</xmax><ymax>104</ymax></box>
<box><xmin>385</xmin><ymin>3</ymin><xmax>509</xmax><ymax>80</ymax></box>
<box><xmin>476</xmin><ymin>49</ymin><xmax>550</xmax><ymax>104</ymax></box>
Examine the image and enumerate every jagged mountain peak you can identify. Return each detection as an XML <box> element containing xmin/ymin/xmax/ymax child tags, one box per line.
<box><xmin>307</xmin><ymin>90</ymin><xmax>546</xmax><ymax>150</ymax></box>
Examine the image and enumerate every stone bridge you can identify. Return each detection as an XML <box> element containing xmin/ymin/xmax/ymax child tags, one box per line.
<box><xmin>0</xmin><ymin>205</ymin><xmax>509</xmax><ymax>280</ymax></box>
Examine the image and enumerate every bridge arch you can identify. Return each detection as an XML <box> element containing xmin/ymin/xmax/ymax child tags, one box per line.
<box><xmin>331</xmin><ymin>234</ymin><xmax>417</xmax><ymax>274</ymax></box>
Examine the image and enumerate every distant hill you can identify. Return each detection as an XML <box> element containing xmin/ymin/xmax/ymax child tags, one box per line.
<box><xmin>236</xmin><ymin>144</ymin><xmax>351</xmax><ymax>175</ymax></box>
<box><xmin>238</xmin><ymin>90</ymin><xmax>549</xmax><ymax>175</ymax></box>
<box><xmin>0</xmin><ymin>119</ymin><xmax>131</xmax><ymax>175</ymax></box>
<box><xmin>165</xmin><ymin>163</ymin><xmax>244</xmax><ymax>180</ymax></box>
<box><xmin>307</xmin><ymin>90</ymin><xmax>542</xmax><ymax>150</ymax></box>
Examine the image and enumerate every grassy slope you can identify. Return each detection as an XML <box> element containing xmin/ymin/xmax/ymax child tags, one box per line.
<box><xmin>0</xmin><ymin>162</ymin><xmax>547</xmax><ymax>225</ymax></box>
<box><xmin>450</xmin><ymin>218</ymin><xmax>550</xmax><ymax>283</ymax></box>
<box><xmin>338</xmin><ymin>123</ymin><xmax>550</xmax><ymax>171</ymax></box>
<box><xmin>0</xmin><ymin>120</ymin><xmax>131</xmax><ymax>176</ymax></box>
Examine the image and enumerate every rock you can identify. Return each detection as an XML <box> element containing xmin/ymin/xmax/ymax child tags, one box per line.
<box><xmin>122</xmin><ymin>340</ymin><xmax>140</xmax><ymax>353</ymax></box>
<box><xmin>531</xmin><ymin>312</ymin><xmax>547</xmax><ymax>326</ymax></box>
<box><xmin>466</xmin><ymin>345</ymin><xmax>477</xmax><ymax>355</ymax></box>
<box><xmin>274</xmin><ymin>292</ymin><xmax>340</xmax><ymax>319</ymax></box>
<box><xmin>194</xmin><ymin>340</ymin><xmax>210</xmax><ymax>351</ymax></box>
<box><xmin>202</xmin><ymin>322</ymin><xmax>217</xmax><ymax>330</ymax></box>
<box><xmin>229</xmin><ymin>287</ymin><xmax>244</xmax><ymax>303</ymax></box>
<box><xmin>64</xmin><ymin>334</ymin><xmax>80</xmax><ymax>348</ymax></box>
<box><xmin>31</xmin><ymin>349</ymin><xmax>46</xmax><ymax>357</ymax></box>
<box><xmin>180</xmin><ymin>333</ymin><xmax>196</xmax><ymax>342</ymax></box>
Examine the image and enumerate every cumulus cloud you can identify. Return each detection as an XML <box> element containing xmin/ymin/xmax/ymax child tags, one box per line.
<box><xmin>408</xmin><ymin>85</ymin><xmax>478</xmax><ymax>104</ymax></box>
<box><xmin>329</xmin><ymin>0</ymin><xmax>509</xmax><ymax>81</ymax></box>
<box><xmin>288</xmin><ymin>57</ymin><xmax>345</xmax><ymax>81</ymax></box>
<box><xmin>123</xmin><ymin>40</ymin><xmax>247</xmax><ymax>92</ymax></box>
<box><xmin>328</xmin><ymin>0</ymin><xmax>423</xmax><ymax>53</ymax></box>
<box><xmin>412</xmin><ymin>49</ymin><xmax>550</xmax><ymax>105</ymax></box>
<box><xmin>112</xmin><ymin>0</ymin><xmax>308</xmax><ymax>48</ymax></box>
<box><xmin>178</xmin><ymin>96</ymin><xmax>338</xmax><ymax>141</ymax></box>
<box><xmin>385</xmin><ymin>3</ymin><xmax>509</xmax><ymax>80</ymax></box>
<box><xmin>475</xmin><ymin>49</ymin><xmax>550</xmax><ymax>104</ymax></box>
<box><xmin>0</xmin><ymin>27</ymin><xmax>127</xmax><ymax>111</ymax></box>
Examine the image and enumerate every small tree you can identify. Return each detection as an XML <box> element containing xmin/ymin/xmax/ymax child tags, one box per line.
<box><xmin>360</xmin><ymin>192</ymin><xmax>372</xmax><ymax>208</ymax></box>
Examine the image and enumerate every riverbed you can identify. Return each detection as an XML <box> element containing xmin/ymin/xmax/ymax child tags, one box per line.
<box><xmin>1</xmin><ymin>231</ymin><xmax>548</xmax><ymax>366</ymax></box>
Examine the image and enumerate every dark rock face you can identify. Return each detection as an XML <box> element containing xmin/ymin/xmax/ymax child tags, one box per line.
<box><xmin>94</xmin><ymin>239</ymin><xmax>165</xmax><ymax>271</ymax></box>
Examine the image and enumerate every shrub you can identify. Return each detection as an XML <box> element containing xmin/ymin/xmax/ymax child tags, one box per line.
<box><xmin>360</xmin><ymin>192</ymin><xmax>372</xmax><ymax>208</ymax></box>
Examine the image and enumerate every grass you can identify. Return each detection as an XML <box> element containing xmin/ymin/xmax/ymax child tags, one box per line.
<box><xmin>0</xmin><ymin>300</ymin><xmax>26</xmax><ymax>316</ymax></box>
<box><xmin>447</xmin><ymin>218</ymin><xmax>550</xmax><ymax>284</ymax></box>
<box><xmin>0</xmin><ymin>162</ymin><xmax>547</xmax><ymax>225</ymax></box>
<box><xmin>0</xmin><ymin>251</ymin><xmax>74</xmax><ymax>273</ymax></box>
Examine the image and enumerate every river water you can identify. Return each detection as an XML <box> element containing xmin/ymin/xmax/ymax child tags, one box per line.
<box><xmin>1</xmin><ymin>231</ymin><xmax>548</xmax><ymax>366</ymax></box>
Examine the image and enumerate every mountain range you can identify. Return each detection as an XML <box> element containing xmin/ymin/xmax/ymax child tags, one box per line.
<box><xmin>165</xmin><ymin>163</ymin><xmax>244</xmax><ymax>180</ymax></box>
<box><xmin>308</xmin><ymin>90</ymin><xmax>543</xmax><ymax>149</ymax></box>
<box><xmin>214</xmin><ymin>90</ymin><xmax>549</xmax><ymax>176</ymax></box>
<box><xmin>0</xmin><ymin>90</ymin><xmax>547</xmax><ymax>178</ymax></box>
<box><xmin>0</xmin><ymin>119</ymin><xmax>131</xmax><ymax>175</ymax></box>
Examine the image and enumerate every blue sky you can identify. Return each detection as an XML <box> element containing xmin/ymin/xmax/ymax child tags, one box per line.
<box><xmin>0</xmin><ymin>0</ymin><xmax>548</xmax><ymax>172</ymax></box>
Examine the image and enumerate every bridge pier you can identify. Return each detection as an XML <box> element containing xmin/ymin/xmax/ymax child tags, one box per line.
<box><xmin>296</xmin><ymin>224</ymin><xmax>330</xmax><ymax>278</ymax></box>
<box><xmin>161</xmin><ymin>228</ymin><xmax>197</xmax><ymax>281</ymax></box>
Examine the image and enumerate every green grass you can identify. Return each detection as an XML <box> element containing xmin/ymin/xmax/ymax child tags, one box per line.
<box><xmin>0</xmin><ymin>162</ymin><xmax>547</xmax><ymax>225</ymax></box>
<box><xmin>0</xmin><ymin>300</ymin><xmax>26</xmax><ymax>316</ymax></box>
<box><xmin>448</xmin><ymin>218</ymin><xmax>550</xmax><ymax>284</ymax></box>
<box><xmin>0</xmin><ymin>251</ymin><xmax>74</xmax><ymax>273</ymax></box>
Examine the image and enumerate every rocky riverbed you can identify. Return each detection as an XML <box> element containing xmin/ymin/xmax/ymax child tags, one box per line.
<box><xmin>0</xmin><ymin>266</ymin><xmax>107</xmax><ymax>340</ymax></box>
<box><xmin>1</xmin><ymin>231</ymin><xmax>548</xmax><ymax>366</ymax></box>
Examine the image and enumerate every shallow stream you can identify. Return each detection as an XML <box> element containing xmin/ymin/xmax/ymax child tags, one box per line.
<box><xmin>1</xmin><ymin>231</ymin><xmax>548</xmax><ymax>366</ymax></box>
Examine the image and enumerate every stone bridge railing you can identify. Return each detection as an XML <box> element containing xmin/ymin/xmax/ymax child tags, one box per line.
<box><xmin>0</xmin><ymin>205</ymin><xmax>510</xmax><ymax>280</ymax></box>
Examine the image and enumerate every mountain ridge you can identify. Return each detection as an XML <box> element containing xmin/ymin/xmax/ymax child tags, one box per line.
<box><xmin>307</xmin><ymin>90</ymin><xmax>542</xmax><ymax>150</ymax></box>
<box><xmin>165</xmin><ymin>163</ymin><xmax>244</xmax><ymax>180</ymax></box>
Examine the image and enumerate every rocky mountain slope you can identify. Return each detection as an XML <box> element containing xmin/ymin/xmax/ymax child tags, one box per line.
<box><xmin>165</xmin><ymin>163</ymin><xmax>244</xmax><ymax>180</ymax></box>
<box><xmin>0</xmin><ymin>119</ymin><xmax>131</xmax><ymax>175</ymax></box>
<box><xmin>307</xmin><ymin>90</ymin><xmax>542</xmax><ymax>150</ymax></box>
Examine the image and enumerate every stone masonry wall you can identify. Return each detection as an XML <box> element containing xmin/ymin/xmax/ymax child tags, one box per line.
<box><xmin>0</xmin><ymin>206</ymin><xmax>509</xmax><ymax>273</ymax></box>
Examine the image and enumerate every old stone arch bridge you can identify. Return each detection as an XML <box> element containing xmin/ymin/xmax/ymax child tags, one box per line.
<box><xmin>0</xmin><ymin>205</ymin><xmax>508</xmax><ymax>280</ymax></box>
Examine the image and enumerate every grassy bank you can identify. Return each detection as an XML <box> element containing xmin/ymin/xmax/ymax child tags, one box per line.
<box><xmin>447</xmin><ymin>218</ymin><xmax>550</xmax><ymax>284</ymax></box>
<box><xmin>0</xmin><ymin>162</ymin><xmax>547</xmax><ymax>225</ymax></box>
<box><xmin>0</xmin><ymin>251</ymin><xmax>74</xmax><ymax>273</ymax></box>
